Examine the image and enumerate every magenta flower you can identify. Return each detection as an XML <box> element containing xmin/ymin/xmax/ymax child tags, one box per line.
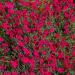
<box><xmin>0</xmin><ymin>0</ymin><xmax>75</xmax><ymax>74</ymax></box>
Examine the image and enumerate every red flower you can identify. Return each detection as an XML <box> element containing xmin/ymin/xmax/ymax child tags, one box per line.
<box><xmin>18</xmin><ymin>41</ymin><xmax>24</xmax><ymax>47</ymax></box>
<box><xmin>22</xmin><ymin>47</ymin><xmax>30</xmax><ymax>55</ymax></box>
<box><xmin>72</xmin><ymin>44</ymin><xmax>75</xmax><ymax>50</ymax></box>
<box><xmin>68</xmin><ymin>0</ymin><xmax>73</xmax><ymax>3</ymax></box>
<box><xmin>49</xmin><ymin>42</ymin><xmax>56</xmax><ymax>52</ymax></box>
<box><xmin>33</xmin><ymin>51</ymin><xmax>39</xmax><ymax>58</ymax></box>
<box><xmin>54</xmin><ymin>33</ymin><xmax>60</xmax><ymax>39</ymax></box>
<box><xmin>66</xmin><ymin>73</ymin><xmax>70</xmax><ymax>75</ymax></box>
<box><xmin>0</xmin><ymin>64</ymin><xmax>5</xmax><ymax>70</ymax></box>
<box><xmin>5</xmin><ymin>2</ymin><xmax>14</xmax><ymax>9</ymax></box>
<box><xmin>10</xmin><ymin>60</ymin><xmax>18</xmax><ymax>69</ymax></box>
<box><xmin>54</xmin><ymin>0</ymin><xmax>58</xmax><ymax>3</ymax></box>
<box><xmin>70</xmin><ymin>34</ymin><xmax>75</xmax><ymax>39</ymax></box>
<box><xmin>49</xmin><ymin>27</ymin><xmax>55</xmax><ymax>33</ymax></box>
<box><xmin>57</xmin><ymin>68</ymin><xmax>64</xmax><ymax>73</ymax></box>
<box><xmin>2</xmin><ymin>22</ymin><xmax>10</xmax><ymax>29</ymax></box>
<box><xmin>30</xmin><ymin>72</ymin><xmax>35</xmax><ymax>75</ymax></box>
<box><xmin>44</xmin><ymin>71</ymin><xmax>51</xmax><ymax>75</ymax></box>
<box><xmin>29</xmin><ymin>58</ymin><xmax>35</xmax><ymax>70</ymax></box>
<box><xmin>16</xmin><ymin>34</ymin><xmax>23</xmax><ymax>41</ymax></box>
<box><xmin>0</xmin><ymin>0</ymin><xmax>74</xmax><ymax>74</ymax></box>
<box><xmin>11</xmin><ymin>71</ymin><xmax>18</xmax><ymax>75</ymax></box>
<box><xmin>72</xmin><ymin>51</ymin><xmax>75</xmax><ymax>57</ymax></box>
<box><xmin>58</xmin><ymin>51</ymin><xmax>64</xmax><ymax>59</ymax></box>
<box><xmin>24</xmin><ymin>36</ymin><xmax>30</xmax><ymax>44</ymax></box>
<box><xmin>21</xmin><ymin>57</ymin><xmax>29</xmax><ymax>64</ymax></box>
<box><xmin>8</xmin><ymin>9</ymin><xmax>14</xmax><ymax>14</ymax></box>
<box><xmin>71</xmin><ymin>15</ymin><xmax>75</xmax><ymax>22</ymax></box>
<box><xmin>0</xmin><ymin>37</ymin><xmax>4</xmax><ymax>42</ymax></box>
<box><xmin>3</xmin><ymin>72</ymin><xmax>11</xmax><ymax>75</ymax></box>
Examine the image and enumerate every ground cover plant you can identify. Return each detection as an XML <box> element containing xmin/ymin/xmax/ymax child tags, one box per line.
<box><xmin>0</xmin><ymin>0</ymin><xmax>75</xmax><ymax>75</ymax></box>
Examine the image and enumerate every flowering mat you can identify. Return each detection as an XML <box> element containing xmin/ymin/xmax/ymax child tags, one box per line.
<box><xmin>0</xmin><ymin>0</ymin><xmax>75</xmax><ymax>75</ymax></box>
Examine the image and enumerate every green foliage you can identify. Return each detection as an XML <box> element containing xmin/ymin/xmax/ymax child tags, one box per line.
<box><xmin>18</xmin><ymin>60</ymin><xmax>30</xmax><ymax>73</ymax></box>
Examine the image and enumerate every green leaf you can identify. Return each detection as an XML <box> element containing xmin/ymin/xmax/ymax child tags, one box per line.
<box><xmin>18</xmin><ymin>60</ymin><xmax>30</xmax><ymax>72</ymax></box>
<box><xmin>70</xmin><ymin>71</ymin><xmax>74</xmax><ymax>75</ymax></box>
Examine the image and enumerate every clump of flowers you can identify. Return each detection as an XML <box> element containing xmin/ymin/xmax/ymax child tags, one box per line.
<box><xmin>0</xmin><ymin>0</ymin><xmax>75</xmax><ymax>75</ymax></box>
